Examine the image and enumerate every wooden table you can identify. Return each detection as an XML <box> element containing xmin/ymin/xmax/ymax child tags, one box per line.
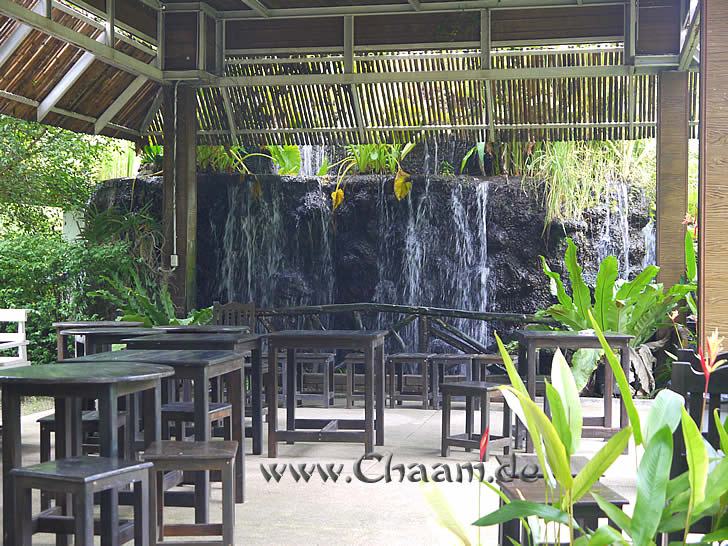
<box><xmin>0</xmin><ymin>362</ymin><xmax>173</xmax><ymax>546</ymax></box>
<box><xmin>58</xmin><ymin>327</ymin><xmax>159</xmax><ymax>356</ymax></box>
<box><xmin>266</xmin><ymin>330</ymin><xmax>387</xmax><ymax>457</ymax></box>
<box><xmin>152</xmin><ymin>324</ymin><xmax>250</xmax><ymax>334</ymax></box>
<box><xmin>123</xmin><ymin>333</ymin><xmax>265</xmax><ymax>455</ymax></box>
<box><xmin>66</xmin><ymin>349</ymin><xmax>246</xmax><ymax>513</ymax></box>
<box><xmin>515</xmin><ymin>330</ymin><xmax>632</xmax><ymax>451</ymax></box>
<box><xmin>53</xmin><ymin>321</ymin><xmax>143</xmax><ymax>361</ymax></box>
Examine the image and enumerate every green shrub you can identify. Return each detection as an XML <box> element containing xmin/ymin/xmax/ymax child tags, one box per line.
<box><xmin>0</xmin><ymin>233</ymin><xmax>134</xmax><ymax>365</ymax></box>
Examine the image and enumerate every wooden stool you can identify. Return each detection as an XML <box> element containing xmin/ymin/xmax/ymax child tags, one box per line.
<box><xmin>342</xmin><ymin>352</ymin><xmax>366</xmax><ymax>408</ymax></box>
<box><xmin>145</xmin><ymin>441</ymin><xmax>238</xmax><ymax>546</ymax></box>
<box><xmin>429</xmin><ymin>354</ymin><xmax>475</xmax><ymax>409</ymax></box>
<box><xmin>440</xmin><ymin>381</ymin><xmax>510</xmax><ymax>458</ymax></box>
<box><xmin>387</xmin><ymin>353</ymin><xmax>435</xmax><ymax>409</ymax></box>
<box><xmin>497</xmin><ymin>479</ymin><xmax>628</xmax><ymax>544</ymax></box>
<box><xmin>161</xmin><ymin>402</ymin><xmax>232</xmax><ymax>441</ymax></box>
<box><xmin>11</xmin><ymin>456</ymin><xmax>151</xmax><ymax>546</ymax></box>
<box><xmin>295</xmin><ymin>352</ymin><xmax>336</xmax><ymax>407</ymax></box>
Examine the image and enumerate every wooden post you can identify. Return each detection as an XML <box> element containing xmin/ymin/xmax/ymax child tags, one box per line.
<box><xmin>656</xmin><ymin>70</ymin><xmax>689</xmax><ymax>288</ymax></box>
<box><xmin>699</xmin><ymin>0</ymin><xmax>728</xmax><ymax>338</ymax></box>
<box><xmin>162</xmin><ymin>83</ymin><xmax>197</xmax><ymax>312</ymax></box>
<box><xmin>417</xmin><ymin>315</ymin><xmax>429</xmax><ymax>353</ymax></box>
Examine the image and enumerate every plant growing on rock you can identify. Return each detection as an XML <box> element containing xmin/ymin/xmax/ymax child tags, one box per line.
<box><xmin>539</xmin><ymin>237</ymin><xmax>695</xmax><ymax>393</ymax></box>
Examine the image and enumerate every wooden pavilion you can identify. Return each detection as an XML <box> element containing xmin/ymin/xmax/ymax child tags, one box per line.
<box><xmin>0</xmin><ymin>0</ymin><xmax>721</xmax><ymax>339</ymax></box>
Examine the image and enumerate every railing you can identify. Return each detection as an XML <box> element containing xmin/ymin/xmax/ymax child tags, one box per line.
<box><xmin>256</xmin><ymin>302</ymin><xmax>553</xmax><ymax>353</ymax></box>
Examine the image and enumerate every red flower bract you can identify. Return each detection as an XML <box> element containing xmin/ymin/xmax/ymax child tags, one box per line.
<box><xmin>479</xmin><ymin>426</ymin><xmax>490</xmax><ymax>462</ymax></box>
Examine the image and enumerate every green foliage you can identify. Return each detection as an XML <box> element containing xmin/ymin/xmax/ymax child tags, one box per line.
<box><xmin>317</xmin><ymin>156</ymin><xmax>332</xmax><ymax>177</ymax></box>
<box><xmin>267</xmin><ymin>145</ymin><xmax>301</xmax><ymax>175</ymax></box>
<box><xmin>0</xmin><ymin>233</ymin><xmax>134</xmax><ymax>365</ymax></box>
<box><xmin>540</xmin><ymin>237</ymin><xmax>696</xmax><ymax>390</ymax></box>
<box><xmin>439</xmin><ymin>160</ymin><xmax>455</xmax><ymax>176</ymax></box>
<box><xmin>0</xmin><ymin>115</ymin><xmax>123</xmax><ymax>232</ymax></box>
<box><xmin>460</xmin><ymin>142</ymin><xmax>486</xmax><ymax>175</ymax></box>
<box><xmin>342</xmin><ymin>143</ymin><xmax>415</xmax><ymax>175</ymax></box>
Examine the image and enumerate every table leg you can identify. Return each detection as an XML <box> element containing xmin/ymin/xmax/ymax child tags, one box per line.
<box><xmin>251</xmin><ymin>345</ymin><xmax>263</xmax><ymax>455</ymax></box>
<box><xmin>194</xmin><ymin>368</ymin><xmax>211</xmax><ymax>523</ymax></box>
<box><xmin>2</xmin><ymin>386</ymin><xmax>21</xmax><ymax>546</ymax></box>
<box><xmin>268</xmin><ymin>347</ymin><xmax>279</xmax><ymax>457</ymax></box>
<box><xmin>375</xmin><ymin>343</ymin><xmax>385</xmax><ymax>446</ymax></box>
<box><xmin>225</xmin><ymin>368</ymin><xmax>245</xmax><ymax>503</ymax></box>
<box><xmin>286</xmin><ymin>348</ymin><xmax>296</xmax><ymax>442</ymax></box>
<box><xmin>364</xmin><ymin>344</ymin><xmax>374</xmax><ymax>454</ymax></box>
<box><xmin>55</xmin><ymin>397</ymin><xmax>74</xmax><ymax>546</ymax></box>
<box><xmin>98</xmin><ymin>386</ymin><xmax>120</xmax><ymax>546</ymax></box>
<box><xmin>142</xmin><ymin>380</ymin><xmax>162</xmax><ymax>447</ymax></box>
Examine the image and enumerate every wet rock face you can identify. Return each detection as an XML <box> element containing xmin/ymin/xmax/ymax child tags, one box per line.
<box><xmin>90</xmin><ymin>173</ymin><xmax>652</xmax><ymax>347</ymax></box>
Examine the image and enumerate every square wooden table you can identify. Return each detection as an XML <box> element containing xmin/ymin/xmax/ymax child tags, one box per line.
<box><xmin>514</xmin><ymin>330</ymin><xmax>632</xmax><ymax>452</ymax></box>
<box><xmin>58</xmin><ymin>326</ymin><xmax>159</xmax><ymax>356</ymax></box>
<box><xmin>0</xmin><ymin>362</ymin><xmax>173</xmax><ymax>546</ymax></box>
<box><xmin>53</xmin><ymin>321</ymin><xmax>143</xmax><ymax>361</ymax></box>
<box><xmin>123</xmin><ymin>333</ymin><xmax>265</xmax><ymax>455</ymax></box>
<box><xmin>67</xmin><ymin>349</ymin><xmax>247</xmax><ymax>516</ymax></box>
<box><xmin>266</xmin><ymin>330</ymin><xmax>387</xmax><ymax>457</ymax></box>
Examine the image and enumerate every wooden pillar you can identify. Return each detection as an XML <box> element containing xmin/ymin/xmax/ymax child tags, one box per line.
<box><xmin>656</xmin><ymin>70</ymin><xmax>689</xmax><ymax>288</ymax></box>
<box><xmin>162</xmin><ymin>83</ymin><xmax>197</xmax><ymax>312</ymax></box>
<box><xmin>699</xmin><ymin>0</ymin><xmax>728</xmax><ymax>338</ymax></box>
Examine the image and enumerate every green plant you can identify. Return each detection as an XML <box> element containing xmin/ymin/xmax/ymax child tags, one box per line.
<box><xmin>470</xmin><ymin>320</ymin><xmax>728</xmax><ymax>546</ymax></box>
<box><xmin>439</xmin><ymin>160</ymin><xmax>455</xmax><ymax>176</ymax></box>
<box><xmin>266</xmin><ymin>145</ymin><xmax>301</xmax><ymax>175</ymax></box>
<box><xmin>460</xmin><ymin>142</ymin><xmax>486</xmax><ymax>175</ymax></box>
<box><xmin>317</xmin><ymin>156</ymin><xmax>332</xmax><ymax>177</ymax></box>
<box><xmin>539</xmin><ymin>237</ymin><xmax>695</xmax><ymax>392</ymax></box>
<box><xmin>140</xmin><ymin>143</ymin><xmax>164</xmax><ymax>170</ymax></box>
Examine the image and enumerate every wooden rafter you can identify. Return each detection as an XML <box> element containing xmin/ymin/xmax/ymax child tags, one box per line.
<box><xmin>239</xmin><ymin>0</ymin><xmax>270</xmax><ymax>17</ymax></box>
<box><xmin>94</xmin><ymin>75</ymin><xmax>148</xmax><ymax>133</ymax></box>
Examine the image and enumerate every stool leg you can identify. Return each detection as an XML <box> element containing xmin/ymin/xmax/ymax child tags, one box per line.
<box><xmin>134</xmin><ymin>475</ymin><xmax>150</xmax><ymax>546</ymax></box>
<box><xmin>323</xmin><ymin>363</ymin><xmax>331</xmax><ymax>408</ymax></box>
<box><xmin>222</xmin><ymin>460</ymin><xmax>235</xmax><ymax>546</ymax></box>
<box><xmin>441</xmin><ymin>392</ymin><xmax>451</xmax><ymax>457</ymax></box>
<box><xmin>480</xmin><ymin>392</ymin><xmax>490</xmax><ymax>460</ymax></box>
<box><xmin>465</xmin><ymin>396</ymin><xmax>474</xmax><ymax>451</ymax></box>
<box><xmin>148</xmin><ymin>469</ymin><xmax>159</xmax><ymax>546</ymax></box>
<box><xmin>40</xmin><ymin>425</ymin><xmax>51</xmax><ymax>510</ymax></box>
<box><xmin>388</xmin><ymin>363</ymin><xmax>396</xmax><ymax>409</ymax></box>
<box><xmin>18</xmin><ymin>482</ymin><xmax>33</xmax><ymax>546</ymax></box>
<box><xmin>431</xmin><ymin>362</ymin><xmax>440</xmax><ymax>410</ymax></box>
<box><xmin>346</xmin><ymin>363</ymin><xmax>354</xmax><ymax>409</ymax></box>
<box><xmin>421</xmin><ymin>360</ymin><xmax>429</xmax><ymax>409</ymax></box>
<box><xmin>74</xmin><ymin>487</ymin><xmax>94</xmax><ymax>546</ymax></box>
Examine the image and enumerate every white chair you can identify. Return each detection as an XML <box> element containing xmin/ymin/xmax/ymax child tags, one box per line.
<box><xmin>0</xmin><ymin>309</ymin><xmax>29</xmax><ymax>368</ymax></box>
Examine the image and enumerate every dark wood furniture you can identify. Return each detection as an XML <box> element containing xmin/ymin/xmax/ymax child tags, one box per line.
<box><xmin>59</xmin><ymin>327</ymin><xmax>159</xmax><ymax>356</ymax></box>
<box><xmin>213</xmin><ymin>301</ymin><xmax>257</xmax><ymax>329</ymax></box>
<box><xmin>153</xmin><ymin>324</ymin><xmax>250</xmax><ymax>334</ymax></box>
<box><xmin>430</xmin><ymin>353</ymin><xmax>475</xmax><ymax>409</ymax></box>
<box><xmin>341</xmin><ymin>352</ymin><xmax>366</xmax><ymax>408</ymax></box>
<box><xmin>440</xmin><ymin>381</ymin><xmax>510</xmax><ymax>458</ymax></box>
<box><xmin>497</xmin><ymin>479</ymin><xmax>628</xmax><ymax>543</ymax></box>
<box><xmin>515</xmin><ymin>330</ymin><xmax>632</xmax><ymax>451</ymax></box>
<box><xmin>0</xmin><ymin>362</ymin><xmax>172</xmax><ymax>546</ymax></box>
<box><xmin>294</xmin><ymin>352</ymin><xmax>336</xmax><ymax>407</ymax></box>
<box><xmin>386</xmin><ymin>353</ymin><xmax>435</xmax><ymax>409</ymax></box>
<box><xmin>122</xmin><ymin>334</ymin><xmax>265</xmax><ymax>455</ymax></box>
<box><xmin>146</xmin><ymin>441</ymin><xmax>238</xmax><ymax>546</ymax></box>
<box><xmin>53</xmin><ymin>321</ymin><xmax>144</xmax><ymax>361</ymax></box>
<box><xmin>67</xmin><ymin>349</ymin><xmax>247</xmax><ymax>515</ymax></box>
<box><xmin>267</xmin><ymin>330</ymin><xmax>387</xmax><ymax>457</ymax></box>
<box><xmin>11</xmin><ymin>457</ymin><xmax>152</xmax><ymax>546</ymax></box>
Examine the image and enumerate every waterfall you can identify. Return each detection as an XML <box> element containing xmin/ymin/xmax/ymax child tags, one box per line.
<box><xmin>299</xmin><ymin>145</ymin><xmax>328</xmax><ymax>177</ymax></box>
<box><xmin>597</xmin><ymin>179</ymin><xmax>632</xmax><ymax>278</ymax></box>
<box><xmin>642</xmin><ymin>220</ymin><xmax>656</xmax><ymax>269</ymax></box>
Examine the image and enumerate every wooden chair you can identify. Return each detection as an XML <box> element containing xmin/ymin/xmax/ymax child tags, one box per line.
<box><xmin>11</xmin><ymin>456</ymin><xmax>151</xmax><ymax>546</ymax></box>
<box><xmin>146</xmin><ymin>441</ymin><xmax>237</xmax><ymax>546</ymax></box>
<box><xmin>0</xmin><ymin>309</ymin><xmax>29</xmax><ymax>368</ymax></box>
<box><xmin>213</xmin><ymin>301</ymin><xmax>257</xmax><ymax>330</ymax></box>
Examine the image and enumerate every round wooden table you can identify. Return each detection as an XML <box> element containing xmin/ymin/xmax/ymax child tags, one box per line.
<box><xmin>152</xmin><ymin>324</ymin><xmax>250</xmax><ymax>334</ymax></box>
<box><xmin>53</xmin><ymin>321</ymin><xmax>144</xmax><ymax>361</ymax></box>
<box><xmin>0</xmin><ymin>362</ymin><xmax>174</xmax><ymax>545</ymax></box>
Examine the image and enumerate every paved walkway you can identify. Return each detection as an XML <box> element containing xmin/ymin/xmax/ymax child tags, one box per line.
<box><xmin>1</xmin><ymin>397</ymin><xmax>646</xmax><ymax>545</ymax></box>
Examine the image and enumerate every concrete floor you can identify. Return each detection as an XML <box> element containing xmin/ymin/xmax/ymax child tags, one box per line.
<box><xmin>3</xmin><ymin>397</ymin><xmax>649</xmax><ymax>545</ymax></box>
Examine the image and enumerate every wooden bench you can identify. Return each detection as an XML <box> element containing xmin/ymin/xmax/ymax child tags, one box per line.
<box><xmin>0</xmin><ymin>309</ymin><xmax>29</xmax><ymax>368</ymax></box>
<box><xmin>11</xmin><ymin>456</ymin><xmax>151</xmax><ymax>545</ymax></box>
<box><xmin>441</xmin><ymin>381</ymin><xmax>510</xmax><ymax>458</ymax></box>
<box><xmin>145</xmin><ymin>441</ymin><xmax>238</xmax><ymax>546</ymax></box>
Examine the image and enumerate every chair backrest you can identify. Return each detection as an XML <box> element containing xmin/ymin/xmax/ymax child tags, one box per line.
<box><xmin>213</xmin><ymin>301</ymin><xmax>256</xmax><ymax>329</ymax></box>
<box><xmin>670</xmin><ymin>361</ymin><xmax>728</xmax><ymax>476</ymax></box>
<box><xmin>0</xmin><ymin>309</ymin><xmax>28</xmax><ymax>362</ymax></box>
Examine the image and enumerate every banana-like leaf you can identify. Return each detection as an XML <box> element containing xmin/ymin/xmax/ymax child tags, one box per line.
<box><xmin>545</xmin><ymin>382</ymin><xmax>572</xmax><ymax>457</ymax></box>
<box><xmin>589</xmin><ymin>310</ymin><xmax>643</xmax><ymax>445</ymax></box>
<box><xmin>631</xmin><ymin>426</ymin><xmax>673</xmax><ymax>546</ymax></box>
<box><xmin>571</xmin><ymin>348</ymin><xmax>602</xmax><ymax>393</ymax></box>
<box><xmin>570</xmin><ymin>426</ymin><xmax>631</xmax><ymax>504</ymax></box>
<box><xmin>693</xmin><ymin>454</ymin><xmax>728</xmax><ymax>518</ymax></box>
<box><xmin>593</xmin><ymin>255</ymin><xmax>619</xmax><ymax>331</ymax></box>
<box><xmin>564</xmin><ymin>238</ymin><xmax>592</xmax><ymax>323</ymax></box>
<box><xmin>685</xmin><ymin>229</ymin><xmax>697</xmax><ymax>282</ymax></box>
<box><xmin>682</xmin><ymin>406</ymin><xmax>708</xmax><ymax>509</ymax></box>
<box><xmin>643</xmin><ymin>389</ymin><xmax>684</xmax><ymax>446</ymax></box>
<box><xmin>715</xmin><ymin>409</ymin><xmax>728</xmax><ymax>454</ymax></box>
<box><xmin>421</xmin><ymin>483</ymin><xmax>472</xmax><ymax>545</ymax></box>
<box><xmin>592</xmin><ymin>493</ymin><xmax>632</xmax><ymax>535</ymax></box>
<box><xmin>495</xmin><ymin>332</ymin><xmax>528</xmax><ymax>397</ymax></box>
<box><xmin>540</xmin><ymin>256</ymin><xmax>575</xmax><ymax>310</ymax></box>
<box><xmin>473</xmin><ymin>500</ymin><xmax>573</xmax><ymax>528</ymax></box>
<box><xmin>585</xmin><ymin>525</ymin><xmax>629</xmax><ymax>545</ymax></box>
<box><xmin>615</xmin><ymin>265</ymin><xmax>660</xmax><ymax>303</ymax></box>
<box><xmin>543</xmin><ymin>304</ymin><xmax>587</xmax><ymax>332</ymax></box>
<box><xmin>551</xmin><ymin>349</ymin><xmax>582</xmax><ymax>454</ymax></box>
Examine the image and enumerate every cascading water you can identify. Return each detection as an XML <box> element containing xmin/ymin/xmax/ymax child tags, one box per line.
<box><xmin>642</xmin><ymin>221</ymin><xmax>656</xmax><ymax>269</ymax></box>
<box><xmin>597</xmin><ymin>178</ymin><xmax>632</xmax><ymax>278</ymax></box>
<box><xmin>299</xmin><ymin>145</ymin><xmax>329</xmax><ymax>177</ymax></box>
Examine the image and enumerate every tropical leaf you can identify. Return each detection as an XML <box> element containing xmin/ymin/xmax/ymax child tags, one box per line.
<box><xmin>585</xmin><ymin>525</ymin><xmax>629</xmax><ymax>545</ymax></box>
<box><xmin>570</xmin><ymin>426</ymin><xmax>631</xmax><ymax>504</ymax></box>
<box><xmin>331</xmin><ymin>187</ymin><xmax>344</xmax><ymax>210</ymax></box>
<box><xmin>545</xmin><ymin>382</ymin><xmax>572</xmax><ymax>457</ymax></box>
<box><xmin>495</xmin><ymin>332</ymin><xmax>528</xmax><ymax>397</ymax></box>
<box><xmin>421</xmin><ymin>483</ymin><xmax>472</xmax><ymax>545</ymax></box>
<box><xmin>564</xmin><ymin>237</ymin><xmax>592</xmax><ymax>323</ymax></box>
<box><xmin>716</xmin><ymin>409</ymin><xmax>728</xmax><ymax>455</ymax></box>
<box><xmin>473</xmin><ymin>500</ymin><xmax>573</xmax><ymax>528</ymax></box>
<box><xmin>393</xmin><ymin>168</ymin><xmax>413</xmax><ymax>201</ymax></box>
<box><xmin>540</xmin><ymin>257</ymin><xmax>575</xmax><ymax>310</ymax></box>
<box><xmin>592</xmin><ymin>493</ymin><xmax>632</xmax><ymax>536</ymax></box>
<box><xmin>685</xmin><ymin>229</ymin><xmax>697</xmax><ymax>282</ymax></box>
<box><xmin>571</xmin><ymin>349</ymin><xmax>602</xmax><ymax>393</ymax></box>
<box><xmin>643</xmin><ymin>389</ymin><xmax>684</xmax><ymax>445</ymax></box>
<box><xmin>631</xmin><ymin>426</ymin><xmax>673</xmax><ymax>546</ymax></box>
<box><xmin>682</xmin><ymin>406</ymin><xmax>708</xmax><ymax>509</ymax></box>
<box><xmin>593</xmin><ymin>255</ymin><xmax>619</xmax><ymax>330</ymax></box>
<box><xmin>614</xmin><ymin>265</ymin><xmax>660</xmax><ymax>303</ymax></box>
<box><xmin>551</xmin><ymin>348</ymin><xmax>582</xmax><ymax>454</ymax></box>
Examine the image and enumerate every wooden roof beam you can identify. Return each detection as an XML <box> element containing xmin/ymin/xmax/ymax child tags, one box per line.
<box><xmin>0</xmin><ymin>0</ymin><xmax>165</xmax><ymax>82</ymax></box>
<box><xmin>408</xmin><ymin>0</ymin><xmax>422</xmax><ymax>10</ymax></box>
<box><xmin>679</xmin><ymin>0</ymin><xmax>700</xmax><ymax>70</ymax></box>
<box><xmin>240</xmin><ymin>0</ymin><xmax>270</xmax><ymax>17</ymax></box>
<box><xmin>94</xmin><ymin>75</ymin><xmax>148</xmax><ymax>133</ymax></box>
<box><xmin>0</xmin><ymin>0</ymin><xmax>46</xmax><ymax>68</ymax></box>
<box><xmin>140</xmin><ymin>87</ymin><xmax>163</xmax><ymax>134</ymax></box>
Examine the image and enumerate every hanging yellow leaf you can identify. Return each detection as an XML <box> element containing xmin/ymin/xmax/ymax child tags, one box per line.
<box><xmin>331</xmin><ymin>187</ymin><xmax>344</xmax><ymax>210</ymax></box>
<box><xmin>394</xmin><ymin>168</ymin><xmax>412</xmax><ymax>201</ymax></box>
